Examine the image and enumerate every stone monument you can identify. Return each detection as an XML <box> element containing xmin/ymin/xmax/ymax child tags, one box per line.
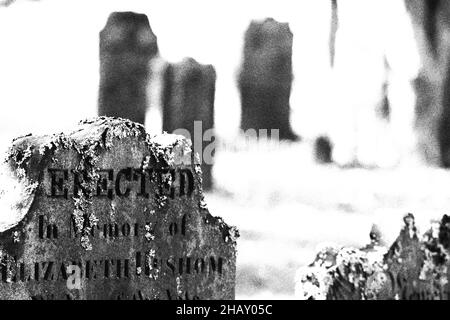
<box><xmin>98</xmin><ymin>12</ymin><xmax>158</xmax><ymax>125</ymax></box>
<box><xmin>0</xmin><ymin>117</ymin><xmax>238</xmax><ymax>300</ymax></box>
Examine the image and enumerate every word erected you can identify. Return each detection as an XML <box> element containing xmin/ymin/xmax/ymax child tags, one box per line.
<box><xmin>46</xmin><ymin>167</ymin><xmax>194</xmax><ymax>199</ymax></box>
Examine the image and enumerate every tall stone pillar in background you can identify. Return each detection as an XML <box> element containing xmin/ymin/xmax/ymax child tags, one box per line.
<box><xmin>238</xmin><ymin>18</ymin><xmax>299</xmax><ymax>141</ymax></box>
<box><xmin>162</xmin><ymin>58</ymin><xmax>216</xmax><ymax>191</ymax></box>
<box><xmin>405</xmin><ymin>0</ymin><xmax>450</xmax><ymax>166</ymax></box>
<box><xmin>98</xmin><ymin>12</ymin><xmax>158</xmax><ymax>125</ymax></box>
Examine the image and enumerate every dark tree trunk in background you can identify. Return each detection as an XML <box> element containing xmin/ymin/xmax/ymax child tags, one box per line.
<box><xmin>405</xmin><ymin>0</ymin><xmax>450</xmax><ymax>166</ymax></box>
<box><xmin>239</xmin><ymin>18</ymin><xmax>299</xmax><ymax>141</ymax></box>
<box><xmin>98</xmin><ymin>12</ymin><xmax>158</xmax><ymax>125</ymax></box>
<box><xmin>162</xmin><ymin>58</ymin><xmax>216</xmax><ymax>191</ymax></box>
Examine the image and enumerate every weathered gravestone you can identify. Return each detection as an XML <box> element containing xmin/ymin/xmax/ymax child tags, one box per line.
<box><xmin>295</xmin><ymin>225</ymin><xmax>390</xmax><ymax>300</ymax></box>
<box><xmin>0</xmin><ymin>116</ymin><xmax>238</xmax><ymax>300</ymax></box>
<box><xmin>384</xmin><ymin>213</ymin><xmax>450</xmax><ymax>300</ymax></box>
<box><xmin>238</xmin><ymin>18</ymin><xmax>299</xmax><ymax>141</ymax></box>
<box><xmin>296</xmin><ymin>213</ymin><xmax>450</xmax><ymax>300</ymax></box>
<box><xmin>162</xmin><ymin>58</ymin><xmax>216</xmax><ymax>191</ymax></box>
<box><xmin>98</xmin><ymin>12</ymin><xmax>159</xmax><ymax>125</ymax></box>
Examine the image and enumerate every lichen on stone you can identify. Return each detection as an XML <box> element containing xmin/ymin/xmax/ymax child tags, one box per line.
<box><xmin>297</xmin><ymin>214</ymin><xmax>450</xmax><ymax>300</ymax></box>
<box><xmin>295</xmin><ymin>241</ymin><xmax>387</xmax><ymax>300</ymax></box>
<box><xmin>4</xmin><ymin>116</ymin><xmax>239</xmax><ymax>253</ymax></box>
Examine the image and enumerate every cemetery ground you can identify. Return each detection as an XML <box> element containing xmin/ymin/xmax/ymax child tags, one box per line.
<box><xmin>1</xmin><ymin>133</ymin><xmax>450</xmax><ymax>299</ymax></box>
<box><xmin>208</xmin><ymin>137</ymin><xmax>450</xmax><ymax>299</ymax></box>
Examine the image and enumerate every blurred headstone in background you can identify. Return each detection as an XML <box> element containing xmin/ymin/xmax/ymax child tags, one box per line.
<box><xmin>314</xmin><ymin>135</ymin><xmax>333</xmax><ymax>164</ymax></box>
<box><xmin>405</xmin><ymin>0</ymin><xmax>450</xmax><ymax>167</ymax></box>
<box><xmin>162</xmin><ymin>58</ymin><xmax>216</xmax><ymax>191</ymax></box>
<box><xmin>238</xmin><ymin>18</ymin><xmax>298</xmax><ymax>141</ymax></box>
<box><xmin>98</xmin><ymin>12</ymin><xmax>158</xmax><ymax>125</ymax></box>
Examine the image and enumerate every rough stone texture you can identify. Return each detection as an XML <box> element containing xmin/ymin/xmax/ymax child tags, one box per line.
<box><xmin>162</xmin><ymin>58</ymin><xmax>216</xmax><ymax>191</ymax></box>
<box><xmin>384</xmin><ymin>213</ymin><xmax>427</xmax><ymax>299</ymax></box>
<box><xmin>295</xmin><ymin>242</ymin><xmax>387</xmax><ymax>300</ymax></box>
<box><xmin>0</xmin><ymin>117</ymin><xmax>238</xmax><ymax>300</ymax></box>
<box><xmin>98</xmin><ymin>12</ymin><xmax>158</xmax><ymax>125</ymax></box>
<box><xmin>238</xmin><ymin>18</ymin><xmax>298</xmax><ymax>141</ymax></box>
<box><xmin>296</xmin><ymin>213</ymin><xmax>450</xmax><ymax>300</ymax></box>
<box><xmin>384</xmin><ymin>214</ymin><xmax>450</xmax><ymax>300</ymax></box>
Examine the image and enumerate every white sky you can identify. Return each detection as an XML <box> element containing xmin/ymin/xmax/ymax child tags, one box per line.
<box><xmin>0</xmin><ymin>0</ymin><xmax>421</xmax><ymax>165</ymax></box>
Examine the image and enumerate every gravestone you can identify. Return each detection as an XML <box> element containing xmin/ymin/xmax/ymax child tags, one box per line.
<box><xmin>384</xmin><ymin>213</ymin><xmax>450</xmax><ymax>300</ymax></box>
<box><xmin>314</xmin><ymin>136</ymin><xmax>333</xmax><ymax>164</ymax></box>
<box><xmin>238</xmin><ymin>18</ymin><xmax>298</xmax><ymax>141</ymax></box>
<box><xmin>295</xmin><ymin>224</ymin><xmax>388</xmax><ymax>300</ymax></box>
<box><xmin>0</xmin><ymin>116</ymin><xmax>238</xmax><ymax>300</ymax></box>
<box><xmin>297</xmin><ymin>213</ymin><xmax>450</xmax><ymax>300</ymax></box>
<box><xmin>162</xmin><ymin>58</ymin><xmax>216</xmax><ymax>191</ymax></box>
<box><xmin>98</xmin><ymin>12</ymin><xmax>159</xmax><ymax>125</ymax></box>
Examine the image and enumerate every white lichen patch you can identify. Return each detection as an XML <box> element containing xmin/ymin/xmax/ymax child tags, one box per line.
<box><xmin>151</xmin><ymin>133</ymin><xmax>186</xmax><ymax>150</ymax></box>
<box><xmin>141</xmin><ymin>155</ymin><xmax>151</xmax><ymax>170</ymax></box>
<box><xmin>146</xmin><ymin>249</ymin><xmax>159</xmax><ymax>280</ymax></box>
<box><xmin>157</xmin><ymin>195</ymin><xmax>168</xmax><ymax>208</ymax></box>
<box><xmin>199</xmin><ymin>198</ymin><xmax>208</xmax><ymax>210</ymax></box>
<box><xmin>144</xmin><ymin>223</ymin><xmax>155</xmax><ymax>241</ymax></box>
<box><xmin>151</xmin><ymin>133</ymin><xmax>191</xmax><ymax>166</ymax></box>
<box><xmin>295</xmin><ymin>266</ymin><xmax>333</xmax><ymax>300</ymax></box>
<box><xmin>295</xmin><ymin>243</ymin><xmax>386</xmax><ymax>300</ymax></box>
<box><xmin>12</xmin><ymin>231</ymin><xmax>20</xmax><ymax>243</ymax></box>
<box><xmin>0</xmin><ymin>162</ymin><xmax>38</xmax><ymax>233</ymax></box>
<box><xmin>110</xmin><ymin>202</ymin><xmax>116</xmax><ymax>218</ymax></box>
<box><xmin>176</xmin><ymin>276</ymin><xmax>184</xmax><ymax>295</ymax></box>
<box><xmin>225</xmin><ymin>226</ymin><xmax>239</xmax><ymax>244</ymax></box>
<box><xmin>161</xmin><ymin>172</ymin><xmax>173</xmax><ymax>186</ymax></box>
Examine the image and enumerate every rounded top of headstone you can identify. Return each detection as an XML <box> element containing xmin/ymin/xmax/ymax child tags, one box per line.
<box><xmin>100</xmin><ymin>11</ymin><xmax>158</xmax><ymax>55</ymax></box>
<box><xmin>8</xmin><ymin>117</ymin><xmax>196</xmax><ymax>176</ymax></box>
<box><xmin>240</xmin><ymin>17</ymin><xmax>293</xmax><ymax>86</ymax></box>
<box><xmin>171</xmin><ymin>57</ymin><xmax>216</xmax><ymax>83</ymax></box>
<box><xmin>245</xmin><ymin>17</ymin><xmax>293</xmax><ymax>45</ymax></box>
<box><xmin>107</xmin><ymin>11</ymin><xmax>150</xmax><ymax>25</ymax></box>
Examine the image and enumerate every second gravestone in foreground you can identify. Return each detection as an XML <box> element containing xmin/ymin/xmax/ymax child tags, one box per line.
<box><xmin>0</xmin><ymin>117</ymin><xmax>238</xmax><ymax>300</ymax></box>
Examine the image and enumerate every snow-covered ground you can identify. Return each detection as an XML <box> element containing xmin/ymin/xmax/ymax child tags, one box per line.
<box><xmin>206</xmin><ymin>138</ymin><xmax>450</xmax><ymax>299</ymax></box>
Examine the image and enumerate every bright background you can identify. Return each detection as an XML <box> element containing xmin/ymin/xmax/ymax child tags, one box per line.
<box><xmin>1</xmin><ymin>0</ymin><xmax>447</xmax><ymax>300</ymax></box>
